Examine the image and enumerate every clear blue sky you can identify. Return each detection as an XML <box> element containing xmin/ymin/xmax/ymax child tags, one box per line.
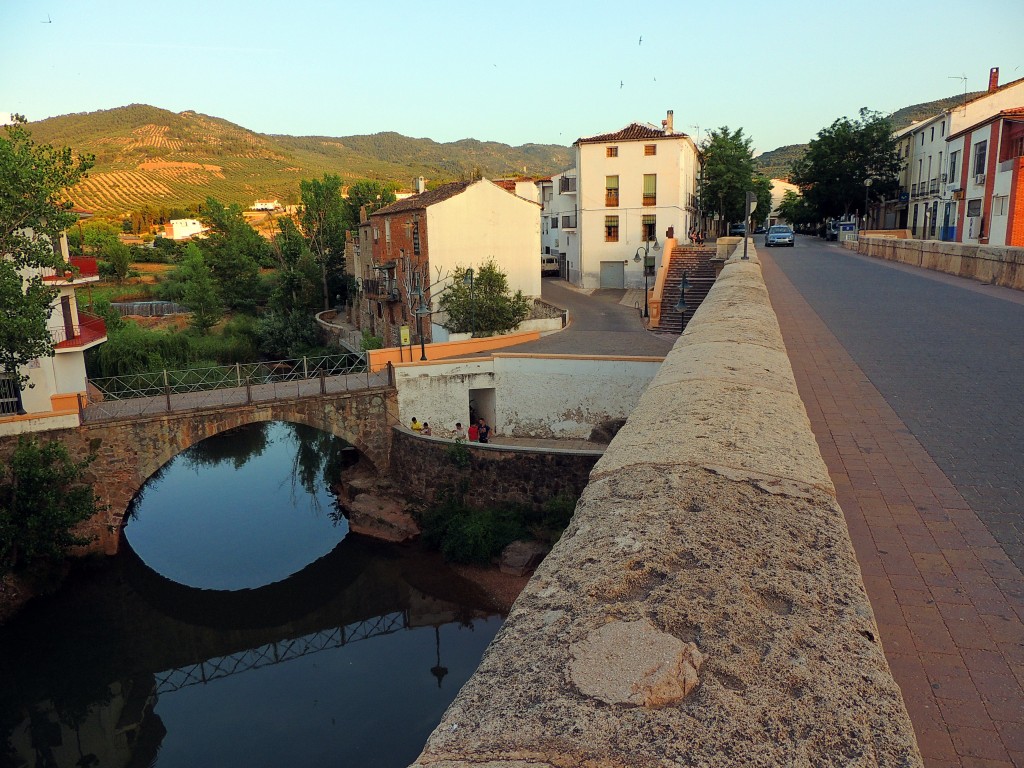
<box><xmin>3</xmin><ymin>0</ymin><xmax>1022</xmax><ymax>156</ymax></box>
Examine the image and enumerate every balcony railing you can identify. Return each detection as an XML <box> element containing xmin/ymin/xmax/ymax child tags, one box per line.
<box><xmin>605</xmin><ymin>191</ymin><xmax>619</xmax><ymax>207</ymax></box>
<box><xmin>929</xmin><ymin>179</ymin><xmax>939</xmax><ymax>194</ymax></box>
<box><xmin>41</xmin><ymin>256</ymin><xmax>99</xmax><ymax>283</ymax></box>
<box><xmin>53</xmin><ymin>311</ymin><xmax>107</xmax><ymax>350</ymax></box>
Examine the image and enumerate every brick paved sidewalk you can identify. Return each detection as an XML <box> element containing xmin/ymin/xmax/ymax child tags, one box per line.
<box><xmin>762</xmin><ymin>253</ymin><xmax>1024</xmax><ymax>768</ymax></box>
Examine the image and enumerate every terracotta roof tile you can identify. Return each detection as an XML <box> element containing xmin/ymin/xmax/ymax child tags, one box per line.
<box><xmin>370</xmin><ymin>180</ymin><xmax>474</xmax><ymax>216</ymax></box>
<box><xmin>575</xmin><ymin>122</ymin><xmax>678</xmax><ymax>145</ymax></box>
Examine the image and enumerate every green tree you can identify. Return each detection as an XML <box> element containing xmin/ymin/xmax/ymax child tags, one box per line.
<box><xmin>299</xmin><ymin>174</ymin><xmax>349</xmax><ymax>310</ymax></box>
<box><xmin>751</xmin><ymin>175</ymin><xmax>774</xmax><ymax>227</ymax></box>
<box><xmin>0</xmin><ymin>116</ymin><xmax>93</xmax><ymax>388</ymax></box>
<box><xmin>81</xmin><ymin>220</ymin><xmax>130</xmax><ymax>281</ymax></box>
<box><xmin>700</xmin><ymin>126</ymin><xmax>756</xmax><ymax>226</ymax></box>
<box><xmin>791</xmin><ymin>108</ymin><xmax>901</xmax><ymax>220</ymax></box>
<box><xmin>439</xmin><ymin>261</ymin><xmax>531</xmax><ymax>336</ymax></box>
<box><xmin>180</xmin><ymin>243</ymin><xmax>223</xmax><ymax>333</ymax></box>
<box><xmin>776</xmin><ymin>189</ymin><xmax>816</xmax><ymax>227</ymax></box>
<box><xmin>342</xmin><ymin>179</ymin><xmax>398</xmax><ymax>229</ymax></box>
<box><xmin>0</xmin><ymin>437</ymin><xmax>98</xmax><ymax>575</ymax></box>
<box><xmin>271</xmin><ymin>216</ymin><xmax>321</xmax><ymax>312</ymax></box>
<box><xmin>198</xmin><ymin>197</ymin><xmax>266</xmax><ymax>310</ymax></box>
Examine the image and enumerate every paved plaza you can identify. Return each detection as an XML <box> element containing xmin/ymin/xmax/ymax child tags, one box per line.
<box><xmin>763</xmin><ymin>240</ymin><xmax>1024</xmax><ymax>768</ymax></box>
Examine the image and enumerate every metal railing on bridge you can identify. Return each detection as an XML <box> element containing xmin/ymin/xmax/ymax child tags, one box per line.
<box><xmin>82</xmin><ymin>352</ymin><xmax>392</xmax><ymax>423</ymax></box>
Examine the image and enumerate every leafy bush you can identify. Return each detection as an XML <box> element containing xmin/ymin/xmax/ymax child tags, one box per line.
<box><xmin>420</xmin><ymin>497</ymin><xmax>525</xmax><ymax>565</ymax></box>
<box><xmin>360</xmin><ymin>331</ymin><xmax>384</xmax><ymax>351</ymax></box>
<box><xmin>255</xmin><ymin>310</ymin><xmax>322</xmax><ymax>360</ymax></box>
<box><xmin>0</xmin><ymin>438</ymin><xmax>99</xmax><ymax>576</ymax></box>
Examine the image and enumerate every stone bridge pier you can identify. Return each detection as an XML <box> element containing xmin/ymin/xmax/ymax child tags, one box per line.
<box><xmin>11</xmin><ymin>387</ymin><xmax>397</xmax><ymax>554</ymax></box>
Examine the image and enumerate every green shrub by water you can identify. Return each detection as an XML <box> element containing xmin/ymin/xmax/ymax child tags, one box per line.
<box><xmin>419</xmin><ymin>492</ymin><xmax>577</xmax><ymax>565</ymax></box>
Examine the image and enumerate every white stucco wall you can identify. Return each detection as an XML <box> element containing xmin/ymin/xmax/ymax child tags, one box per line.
<box><xmin>395</xmin><ymin>354</ymin><xmax>664</xmax><ymax>440</ymax></box>
<box><xmin>952</xmin><ymin>78</ymin><xmax>1024</xmax><ymax>134</ymax></box>
<box><xmin>576</xmin><ymin>135</ymin><xmax>698</xmax><ymax>289</ymax></box>
<box><xmin>426</xmin><ymin>180</ymin><xmax>542</xmax><ymax>304</ymax></box>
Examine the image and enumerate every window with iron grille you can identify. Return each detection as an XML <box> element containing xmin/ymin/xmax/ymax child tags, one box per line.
<box><xmin>607</xmin><ymin>146</ymin><xmax>618</xmax><ymax>157</ymax></box>
<box><xmin>412</xmin><ymin>220</ymin><xmax>421</xmax><ymax>255</ymax></box>
<box><xmin>561</xmin><ymin>213</ymin><xmax>577</xmax><ymax>228</ymax></box>
<box><xmin>642</xmin><ymin>214</ymin><xmax>656</xmax><ymax>242</ymax></box>
<box><xmin>644</xmin><ymin>144</ymin><xmax>656</xmax><ymax>156</ymax></box>
<box><xmin>605</xmin><ymin>215</ymin><xmax>619</xmax><ymax>242</ymax></box>
<box><xmin>605</xmin><ymin>176</ymin><xmax>619</xmax><ymax>207</ymax></box>
<box><xmin>559</xmin><ymin>176</ymin><xmax>577</xmax><ymax>193</ymax></box>
<box><xmin>643</xmin><ymin>174</ymin><xmax>656</xmax><ymax>206</ymax></box>
<box><xmin>0</xmin><ymin>375</ymin><xmax>21</xmax><ymax>415</ymax></box>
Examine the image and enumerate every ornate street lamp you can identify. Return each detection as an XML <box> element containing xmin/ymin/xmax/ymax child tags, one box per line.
<box><xmin>632</xmin><ymin>235</ymin><xmax>659</xmax><ymax>319</ymax></box>
<box><xmin>414</xmin><ymin>300</ymin><xmax>432</xmax><ymax>361</ymax></box>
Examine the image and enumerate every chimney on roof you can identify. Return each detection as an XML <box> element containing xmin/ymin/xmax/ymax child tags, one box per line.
<box><xmin>662</xmin><ymin>110</ymin><xmax>674</xmax><ymax>135</ymax></box>
<box><xmin>414</xmin><ymin>176</ymin><xmax>426</xmax><ymax>194</ymax></box>
<box><xmin>989</xmin><ymin>67</ymin><xmax>1000</xmax><ymax>93</ymax></box>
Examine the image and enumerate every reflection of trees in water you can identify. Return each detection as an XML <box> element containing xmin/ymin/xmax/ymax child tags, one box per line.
<box><xmin>284</xmin><ymin>423</ymin><xmax>358</xmax><ymax>520</ymax></box>
<box><xmin>184</xmin><ymin>422</ymin><xmax>271</xmax><ymax>471</ymax></box>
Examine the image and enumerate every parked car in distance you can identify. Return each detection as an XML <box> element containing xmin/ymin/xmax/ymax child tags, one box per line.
<box><xmin>728</xmin><ymin>223</ymin><xmax>746</xmax><ymax>236</ymax></box>
<box><xmin>754</xmin><ymin>225</ymin><xmax>766</xmax><ymax>234</ymax></box>
<box><xmin>765</xmin><ymin>225</ymin><xmax>795</xmax><ymax>247</ymax></box>
<box><xmin>541</xmin><ymin>255</ymin><xmax>560</xmax><ymax>276</ymax></box>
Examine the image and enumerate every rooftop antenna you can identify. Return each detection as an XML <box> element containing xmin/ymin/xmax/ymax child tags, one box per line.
<box><xmin>948</xmin><ymin>74</ymin><xmax>968</xmax><ymax>115</ymax></box>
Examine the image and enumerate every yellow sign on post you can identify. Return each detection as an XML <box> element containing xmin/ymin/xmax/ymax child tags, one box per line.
<box><xmin>400</xmin><ymin>325</ymin><xmax>411</xmax><ymax>346</ymax></box>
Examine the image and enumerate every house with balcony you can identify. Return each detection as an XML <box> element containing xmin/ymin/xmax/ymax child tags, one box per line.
<box><xmin>569</xmin><ymin>110</ymin><xmax>700</xmax><ymax>289</ymax></box>
<box><xmin>885</xmin><ymin>67</ymin><xmax>1024</xmax><ymax>242</ymax></box>
<box><xmin>538</xmin><ymin>171</ymin><xmax>579</xmax><ymax>281</ymax></box>
<box><xmin>947</xmin><ymin>107</ymin><xmax>1024</xmax><ymax>246</ymax></box>
<box><xmin>351</xmin><ymin>179</ymin><xmax>541</xmax><ymax>347</ymax></box>
<box><xmin>1</xmin><ymin>230</ymin><xmax>107</xmax><ymax>435</ymax></box>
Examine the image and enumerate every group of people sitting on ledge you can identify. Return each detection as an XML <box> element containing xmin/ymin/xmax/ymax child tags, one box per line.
<box><xmin>410</xmin><ymin>417</ymin><xmax>490</xmax><ymax>443</ymax></box>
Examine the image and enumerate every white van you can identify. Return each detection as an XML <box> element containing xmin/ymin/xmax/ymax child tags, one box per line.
<box><xmin>541</xmin><ymin>255</ymin><xmax>559</xmax><ymax>277</ymax></box>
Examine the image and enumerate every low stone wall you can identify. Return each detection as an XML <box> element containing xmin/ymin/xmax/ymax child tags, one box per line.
<box><xmin>389</xmin><ymin>428</ymin><xmax>600</xmax><ymax>510</ymax></box>
<box><xmin>858</xmin><ymin>235</ymin><xmax>1024</xmax><ymax>290</ymax></box>
<box><xmin>411</xmin><ymin>248</ymin><xmax>921</xmax><ymax>766</ymax></box>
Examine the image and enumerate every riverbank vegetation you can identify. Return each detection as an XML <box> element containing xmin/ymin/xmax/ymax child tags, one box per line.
<box><xmin>419</xmin><ymin>487</ymin><xmax>575</xmax><ymax>565</ymax></box>
<box><xmin>0</xmin><ymin>438</ymin><xmax>99</xmax><ymax>578</ymax></box>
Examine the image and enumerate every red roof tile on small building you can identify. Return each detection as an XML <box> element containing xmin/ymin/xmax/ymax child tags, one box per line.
<box><xmin>370</xmin><ymin>180</ymin><xmax>474</xmax><ymax>216</ymax></box>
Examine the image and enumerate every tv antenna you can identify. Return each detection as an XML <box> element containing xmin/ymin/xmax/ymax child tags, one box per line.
<box><xmin>948</xmin><ymin>74</ymin><xmax>968</xmax><ymax>115</ymax></box>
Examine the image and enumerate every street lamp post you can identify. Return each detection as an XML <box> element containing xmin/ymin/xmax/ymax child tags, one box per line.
<box><xmin>415</xmin><ymin>300</ymin><xmax>431</xmax><ymax>361</ymax></box>
<box><xmin>674</xmin><ymin>270</ymin><xmax>691</xmax><ymax>331</ymax></box>
<box><xmin>463</xmin><ymin>268</ymin><xmax>475</xmax><ymax>337</ymax></box>
<box><xmin>863</xmin><ymin>178</ymin><xmax>874</xmax><ymax>231</ymax></box>
<box><xmin>632</xmin><ymin>236</ymin><xmax>659</xmax><ymax>319</ymax></box>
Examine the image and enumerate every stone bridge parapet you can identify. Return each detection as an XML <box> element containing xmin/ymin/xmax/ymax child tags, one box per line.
<box><xmin>411</xmin><ymin>247</ymin><xmax>922</xmax><ymax>766</ymax></box>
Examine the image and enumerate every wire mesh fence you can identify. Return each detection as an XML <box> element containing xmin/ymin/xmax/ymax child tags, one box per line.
<box><xmin>82</xmin><ymin>353</ymin><xmax>391</xmax><ymax>423</ymax></box>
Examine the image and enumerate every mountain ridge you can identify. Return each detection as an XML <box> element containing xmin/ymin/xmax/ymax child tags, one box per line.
<box><xmin>25</xmin><ymin>104</ymin><xmax>574</xmax><ymax>215</ymax></box>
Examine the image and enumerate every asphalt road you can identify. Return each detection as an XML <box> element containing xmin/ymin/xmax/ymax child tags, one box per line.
<box><xmin>498</xmin><ymin>278</ymin><xmax>676</xmax><ymax>357</ymax></box>
<box><xmin>770</xmin><ymin>235</ymin><xmax>1024</xmax><ymax>570</ymax></box>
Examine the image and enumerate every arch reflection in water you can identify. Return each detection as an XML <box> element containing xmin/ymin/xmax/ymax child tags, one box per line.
<box><xmin>1</xmin><ymin>527</ymin><xmax>504</xmax><ymax>767</ymax></box>
<box><xmin>124</xmin><ymin>421</ymin><xmax>358</xmax><ymax>590</ymax></box>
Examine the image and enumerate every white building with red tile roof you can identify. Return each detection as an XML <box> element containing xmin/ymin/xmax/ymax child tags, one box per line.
<box><xmin>568</xmin><ymin>110</ymin><xmax>700</xmax><ymax>289</ymax></box>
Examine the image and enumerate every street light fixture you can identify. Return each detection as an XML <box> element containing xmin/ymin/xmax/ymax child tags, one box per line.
<box><xmin>632</xmin><ymin>235</ymin><xmax>659</xmax><ymax>319</ymax></box>
<box><xmin>462</xmin><ymin>268</ymin><xmax>475</xmax><ymax>337</ymax></box>
<box><xmin>414</xmin><ymin>299</ymin><xmax>432</xmax><ymax>361</ymax></box>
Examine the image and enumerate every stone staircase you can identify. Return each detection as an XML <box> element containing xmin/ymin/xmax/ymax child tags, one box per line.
<box><xmin>653</xmin><ymin>245</ymin><xmax>718</xmax><ymax>333</ymax></box>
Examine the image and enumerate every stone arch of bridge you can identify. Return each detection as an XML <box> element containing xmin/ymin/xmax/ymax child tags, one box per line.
<box><xmin>130</xmin><ymin>406</ymin><xmax>382</xmax><ymax>499</ymax></box>
<box><xmin>76</xmin><ymin>388</ymin><xmax>396</xmax><ymax>553</ymax></box>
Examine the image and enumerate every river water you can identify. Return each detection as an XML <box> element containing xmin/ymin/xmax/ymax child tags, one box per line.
<box><xmin>0</xmin><ymin>422</ymin><xmax>503</xmax><ymax>767</ymax></box>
